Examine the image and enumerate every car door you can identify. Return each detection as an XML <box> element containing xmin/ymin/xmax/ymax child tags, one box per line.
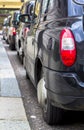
<box><xmin>25</xmin><ymin>0</ymin><xmax>41</xmax><ymax>81</ymax></box>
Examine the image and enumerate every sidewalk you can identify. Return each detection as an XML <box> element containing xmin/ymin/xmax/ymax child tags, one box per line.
<box><xmin>0</xmin><ymin>37</ymin><xmax>31</xmax><ymax>130</ymax></box>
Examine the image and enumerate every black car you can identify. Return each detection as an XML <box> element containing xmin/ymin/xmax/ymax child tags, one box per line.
<box><xmin>7</xmin><ymin>10</ymin><xmax>20</xmax><ymax>50</ymax></box>
<box><xmin>19</xmin><ymin>0</ymin><xmax>84</xmax><ymax>125</ymax></box>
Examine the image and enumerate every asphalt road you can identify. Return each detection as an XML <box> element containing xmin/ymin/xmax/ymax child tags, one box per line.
<box><xmin>2</xmin><ymin>37</ymin><xmax>84</xmax><ymax>130</ymax></box>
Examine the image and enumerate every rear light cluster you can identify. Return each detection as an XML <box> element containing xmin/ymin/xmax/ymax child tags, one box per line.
<box><xmin>60</xmin><ymin>29</ymin><xmax>76</xmax><ymax>67</ymax></box>
<box><xmin>24</xmin><ymin>27</ymin><xmax>29</xmax><ymax>37</ymax></box>
<box><xmin>12</xmin><ymin>27</ymin><xmax>16</xmax><ymax>35</ymax></box>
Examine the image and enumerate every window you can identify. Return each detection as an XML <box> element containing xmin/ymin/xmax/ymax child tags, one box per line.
<box><xmin>41</xmin><ymin>0</ymin><xmax>54</xmax><ymax>15</ymax></box>
<box><xmin>41</xmin><ymin>0</ymin><xmax>49</xmax><ymax>14</ymax></box>
<box><xmin>68</xmin><ymin>0</ymin><xmax>83</xmax><ymax>16</ymax></box>
<box><xmin>35</xmin><ymin>0</ymin><xmax>41</xmax><ymax>17</ymax></box>
<box><xmin>27</xmin><ymin>2</ymin><xmax>35</xmax><ymax>16</ymax></box>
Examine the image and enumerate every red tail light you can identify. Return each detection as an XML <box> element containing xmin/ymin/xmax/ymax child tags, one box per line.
<box><xmin>24</xmin><ymin>27</ymin><xmax>29</xmax><ymax>37</ymax></box>
<box><xmin>12</xmin><ymin>28</ymin><xmax>16</xmax><ymax>35</ymax></box>
<box><xmin>60</xmin><ymin>29</ymin><xmax>76</xmax><ymax>67</ymax></box>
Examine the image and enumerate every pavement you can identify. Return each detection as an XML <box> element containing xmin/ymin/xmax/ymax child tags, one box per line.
<box><xmin>0</xmin><ymin>37</ymin><xmax>31</xmax><ymax>129</ymax></box>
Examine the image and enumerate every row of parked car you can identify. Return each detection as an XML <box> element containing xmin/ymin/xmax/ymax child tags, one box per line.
<box><xmin>2</xmin><ymin>0</ymin><xmax>84</xmax><ymax>126</ymax></box>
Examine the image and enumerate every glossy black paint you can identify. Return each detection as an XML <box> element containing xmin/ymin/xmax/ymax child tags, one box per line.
<box><xmin>25</xmin><ymin>0</ymin><xmax>84</xmax><ymax>110</ymax></box>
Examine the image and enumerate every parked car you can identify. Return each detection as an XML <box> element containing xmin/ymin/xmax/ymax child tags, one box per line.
<box><xmin>15</xmin><ymin>0</ymin><xmax>35</xmax><ymax>63</ymax></box>
<box><xmin>5</xmin><ymin>15</ymin><xmax>11</xmax><ymax>43</ymax></box>
<box><xmin>19</xmin><ymin>0</ymin><xmax>84</xmax><ymax>125</ymax></box>
<box><xmin>7</xmin><ymin>10</ymin><xmax>20</xmax><ymax>50</ymax></box>
<box><xmin>2</xmin><ymin>17</ymin><xmax>8</xmax><ymax>40</ymax></box>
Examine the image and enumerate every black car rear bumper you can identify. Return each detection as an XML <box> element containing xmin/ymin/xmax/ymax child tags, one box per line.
<box><xmin>44</xmin><ymin>67</ymin><xmax>84</xmax><ymax>111</ymax></box>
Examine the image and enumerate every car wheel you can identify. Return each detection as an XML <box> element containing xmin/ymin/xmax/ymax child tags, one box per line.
<box><xmin>43</xmin><ymin>97</ymin><xmax>65</xmax><ymax>125</ymax></box>
<box><xmin>37</xmin><ymin>68</ymin><xmax>64</xmax><ymax>125</ymax></box>
<box><xmin>9</xmin><ymin>44</ymin><xmax>15</xmax><ymax>50</ymax></box>
<box><xmin>17</xmin><ymin>50</ymin><xmax>19</xmax><ymax>56</ymax></box>
<box><xmin>20</xmin><ymin>55</ymin><xmax>23</xmax><ymax>64</ymax></box>
<box><xmin>20</xmin><ymin>51</ymin><xmax>24</xmax><ymax>64</ymax></box>
<box><xmin>6</xmin><ymin>39</ymin><xmax>9</xmax><ymax>44</ymax></box>
<box><xmin>26</xmin><ymin>71</ymin><xmax>29</xmax><ymax>79</ymax></box>
<box><xmin>23</xmin><ymin>56</ymin><xmax>26</xmax><ymax>69</ymax></box>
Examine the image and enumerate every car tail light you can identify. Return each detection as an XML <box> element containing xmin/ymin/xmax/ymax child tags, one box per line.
<box><xmin>60</xmin><ymin>29</ymin><xmax>76</xmax><ymax>67</ymax></box>
<box><xmin>24</xmin><ymin>27</ymin><xmax>29</xmax><ymax>37</ymax></box>
<box><xmin>12</xmin><ymin>27</ymin><xmax>16</xmax><ymax>35</ymax></box>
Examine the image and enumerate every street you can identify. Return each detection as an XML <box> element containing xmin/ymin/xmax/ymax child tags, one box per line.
<box><xmin>2</xmin><ymin>36</ymin><xmax>84</xmax><ymax>130</ymax></box>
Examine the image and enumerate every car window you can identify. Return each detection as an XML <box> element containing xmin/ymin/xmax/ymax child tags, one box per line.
<box><xmin>40</xmin><ymin>0</ymin><xmax>67</xmax><ymax>20</ymax></box>
<box><xmin>35</xmin><ymin>0</ymin><xmax>41</xmax><ymax>17</ymax></box>
<box><xmin>3</xmin><ymin>19</ymin><xmax>7</xmax><ymax>26</ymax></box>
<box><xmin>41</xmin><ymin>0</ymin><xmax>54</xmax><ymax>14</ymax></box>
<box><xmin>16</xmin><ymin>14</ymin><xmax>20</xmax><ymax>22</ymax></box>
<box><xmin>41</xmin><ymin>0</ymin><xmax>49</xmax><ymax>14</ymax></box>
<box><xmin>68</xmin><ymin>0</ymin><xmax>83</xmax><ymax>16</ymax></box>
<box><xmin>7</xmin><ymin>16</ymin><xmax>11</xmax><ymax>26</ymax></box>
<box><xmin>27</xmin><ymin>2</ymin><xmax>35</xmax><ymax>16</ymax></box>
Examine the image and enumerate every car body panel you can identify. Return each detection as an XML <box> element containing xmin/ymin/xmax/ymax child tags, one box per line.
<box><xmin>22</xmin><ymin>0</ymin><xmax>84</xmax><ymax>112</ymax></box>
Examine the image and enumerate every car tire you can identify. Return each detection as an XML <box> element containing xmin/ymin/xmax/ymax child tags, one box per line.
<box><xmin>20</xmin><ymin>51</ymin><xmax>24</xmax><ymax>64</ymax></box>
<box><xmin>43</xmin><ymin>97</ymin><xmax>64</xmax><ymax>125</ymax></box>
<box><xmin>9</xmin><ymin>43</ymin><xmax>15</xmax><ymax>50</ymax></box>
<box><xmin>38</xmin><ymin>68</ymin><xmax>64</xmax><ymax>125</ymax></box>
<box><xmin>20</xmin><ymin>55</ymin><xmax>23</xmax><ymax>64</ymax></box>
<box><xmin>26</xmin><ymin>71</ymin><xmax>29</xmax><ymax>79</ymax></box>
<box><xmin>17</xmin><ymin>51</ymin><xmax>19</xmax><ymax>56</ymax></box>
<box><xmin>23</xmin><ymin>56</ymin><xmax>26</xmax><ymax>69</ymax></box>
<box><xmin>6</xmin><ymin>39</ymin><xmax>9</xmax><ymax>44</ymax></box>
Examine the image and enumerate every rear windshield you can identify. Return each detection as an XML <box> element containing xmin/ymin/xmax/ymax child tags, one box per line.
<box><xmin>41</xmin><ymin>0</ymin><xmax>83</xmax><ymax>19</ymax></box>
<box><xmin>68</xmin><ymin>0</ymin><xmax>83</xmax><ymax>16</ymax></box>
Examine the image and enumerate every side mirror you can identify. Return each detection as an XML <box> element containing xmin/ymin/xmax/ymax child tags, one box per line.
<box><xmin>19</xmin><ymin>14</ymin><xmax>31</xmax><ymax>24</ymax></box>
<box><xmin>73</xmin><ymin>0</ymin><xmax>84</xmax><ymax>5</ymax></box>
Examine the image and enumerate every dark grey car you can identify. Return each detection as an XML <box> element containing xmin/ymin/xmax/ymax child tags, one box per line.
<box><xmin>7</xmin><ymin>10</ymin><xmax>20</xmax><ymax>50</ymax></box>
<box><xmin>19</xmin><ymin>0</ymin><xmax>84</xmax><ymax>125</ymax></box>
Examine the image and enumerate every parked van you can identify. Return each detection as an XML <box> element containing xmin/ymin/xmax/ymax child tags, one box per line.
<box><xmin>19</xmin><ymin>0</ymin><xmax>84</xmax><ymax>125</ymax></box>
